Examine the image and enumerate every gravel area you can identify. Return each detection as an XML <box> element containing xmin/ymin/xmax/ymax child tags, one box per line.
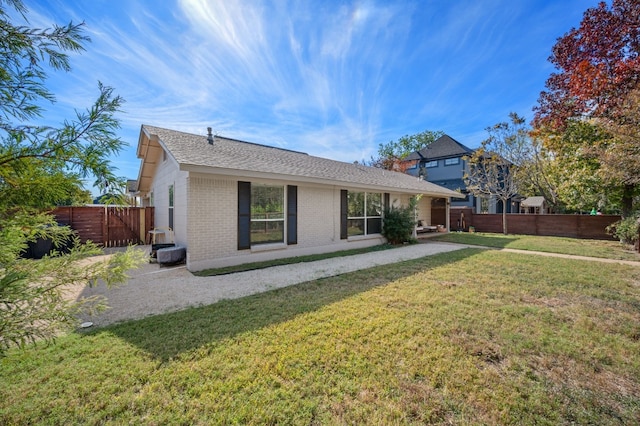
<box><xmin>74</xmin><ymin>242</ymin><xmax>470</xmax><ymax>327</ymax></box>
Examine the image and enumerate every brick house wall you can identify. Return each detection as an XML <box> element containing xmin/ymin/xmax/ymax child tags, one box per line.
<box><xmin>184</xmin><ymin>174</ymin><xmax>403</xmax><ymax>272</ymax></box>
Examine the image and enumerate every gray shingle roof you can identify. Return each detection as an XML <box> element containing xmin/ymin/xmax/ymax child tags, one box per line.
<box><xmin>405</xmin><ymin>134</ymin><xmax>474</xmax><ymax>161</ymax></box>
<box><xmin>142</xmin><ymin>125</ymin><xmax>463</xmax><ymax>197</ymax></box>
<box><xmin>521</xmin><ymin>196</ymin><xmax>546</xmax><ymax>207</ymax></box>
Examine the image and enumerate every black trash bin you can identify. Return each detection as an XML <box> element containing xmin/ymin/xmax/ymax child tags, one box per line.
<box><xmin>23</xmin><ymin>237</ymin><xmax>54</xmax><ymax>259</ymax></box>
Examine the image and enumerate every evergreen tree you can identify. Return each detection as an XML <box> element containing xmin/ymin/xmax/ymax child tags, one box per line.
<box><xmin>0</xmin><ymin>0</ymin><xmax>144</xmax><ymax>354</ymax></box>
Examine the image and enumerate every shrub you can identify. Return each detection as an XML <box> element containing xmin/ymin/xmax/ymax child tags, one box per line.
<box><xmin>382</xmin><ymin>204</ymin><xmax>416</xmax><ymax>245</ymax></box>
<box><xmin>606</xmin><ymin>213</ymin><xmax>640</xmax><ymax>247</ymax></box>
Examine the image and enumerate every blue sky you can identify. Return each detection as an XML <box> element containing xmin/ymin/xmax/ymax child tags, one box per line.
<box><xmin>23</xmin><ymin>0</ymin><xmax>597</xmax><ymax>192</ymax></box>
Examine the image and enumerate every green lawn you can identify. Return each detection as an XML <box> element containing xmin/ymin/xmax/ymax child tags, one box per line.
<box><xmin>1</xmin><ymin>245</ymin><xmax>639</xmax><ymax>424</ymax></box>
<box><xmin>432</xmin><ymin>232</ymin><xmax>640</xmax><ymax>261</ymax></box>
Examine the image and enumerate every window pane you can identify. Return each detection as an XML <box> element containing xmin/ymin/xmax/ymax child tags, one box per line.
<box><xmin>347</xmin><ymin>219</ymin><xmax>364</xmax><ymax>236</ymax></box>
<box><xmin>481</xmin><ymin>197</ymin><xmax>490</xmax><ymax>214</ymax></box>
<box><xmin>366</xmin><ymin>193</ymin><xmax>382</xmax><ymax>217</ymax></box>
<box><xmin>250</xmin><ymin>220</ymin><xmax>284</xmax><ymax>244</ymax></box>
<box><xmin>250</xmin><ymin>184</ymin><xmax>285</xmax><ymax>244</ymax></box>
<box><xmin>251</xmin><ymin>184</ymin><xmax>284</xmax><ymax>220</ymax></box>
<box><xmin>445</xmin><ymin>158</ymin><xmax>459</xmax><ymax>165</ymax></box>
<box><xmin>367</xmin><ymin>217</ymin><xmax>382</xmax><ymax>234</ymax></box>
<box><xmin>348</xmin><ymin>192</ymin><xmax>364</xmax><ymax>217</ymax></box>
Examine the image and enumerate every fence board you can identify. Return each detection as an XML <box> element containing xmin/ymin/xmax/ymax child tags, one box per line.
<box><xmin>52</xmin><ymin>206</ymin><xmax>154</xmax><ymax>247</ymax></box>
<box><xmin>450</xmin><ymin>208</ymin><xmax>620</xmax><ymax>240</ymax></box>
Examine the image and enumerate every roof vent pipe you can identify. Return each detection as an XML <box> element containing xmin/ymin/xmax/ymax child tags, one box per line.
<box><xmin>207</xmin><ymin>127</ymin><xmax>214</xmax><ymax>145</ymax></box>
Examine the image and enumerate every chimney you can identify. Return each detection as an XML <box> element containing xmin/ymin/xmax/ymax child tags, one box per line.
<box><xmin>207</xmin><ymin>127</ymin><xmax>214</xmax><ymax>145</ymax></box>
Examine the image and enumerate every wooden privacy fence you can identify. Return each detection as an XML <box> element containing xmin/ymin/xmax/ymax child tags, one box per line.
<box><xmin>53</xmin><ymin>206</ymin><xmax>154</xmax><ymax>247</ymax></box>
<box><xmin>450</xmin><ymin>208</ymin><xmax>621</xmax><ymax>240</ymax></box>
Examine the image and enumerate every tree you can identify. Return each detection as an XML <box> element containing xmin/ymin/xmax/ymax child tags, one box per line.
<box><xmin>372</xmin><ymin>130</ymin><xmax>444</xmax><ymax>170</ymax></box>
<box><xmin>533</xmin><ymin>0</ymin><xmax>640</xmax><ymax>216</ymax></box>
<box><xmin>0</xmin><ymin>0</ymin><xmax>144</xmax><ymax>354</ymax></box>
<box><xmin>536</xmin><ymin>120</ymin><xmax>621</xmax><ymax>213</ymax></box>
<box><xmin>515</xmin><ymin>137</ymin><xmax>565</xmax><ymax>212</ymax></box>
<box><xmin>484</xmin><ymin>113</ymin><xmax>567</xmax><ymax>213</ymax></box>
<box><xmin>464</xmin><ymin>113</ymin><xmax>524</xmax><ymax>234</ymax></box>
<box><xmin>598</xmin><ymin>88</ymin><xmax>640</xmax><ymax>211</ymax></box>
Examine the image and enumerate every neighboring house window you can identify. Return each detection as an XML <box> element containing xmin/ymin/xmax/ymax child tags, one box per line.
<box><xmin>168</xmin><ymin>184</ymin><xmax>174</xmax><ymax>230</ymax></box>
<box><xmin>444</xmin><ymin>158</ymin><xmax>459</xmax><ymax>166</ymax></box>
<box><xmin>424</xmin><ymin>160</ymin><xmax>438</xmax><ymax>168</ymax></box>
<box><xmin>251</xmin><ymin>184</ymin><xmax>285</xmax><ymax>245</ymax></box>
<box><xmin>346</xmin><ymin>191</ymin><xmax>382</xmax><ymax>236</ymax></box>
<box><xmin>480</xmin><ymin>196</ymin><xmax>490</xmax><ymax>214</ymax></box>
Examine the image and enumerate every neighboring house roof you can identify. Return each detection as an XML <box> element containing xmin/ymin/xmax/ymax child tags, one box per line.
<box><xmin>521</xmin><ymin>196</ymin><xmax>547</xmax><ymax>208</ymax></box>
<box><xmin>405</xmin><ymin>134</ymin><xmax>474</xmax><ymax>161</ymax></box>
<box><xmin>137</xmin><ymin>125</ymin><xmax>464</xmax><ymax>198</ymax></box>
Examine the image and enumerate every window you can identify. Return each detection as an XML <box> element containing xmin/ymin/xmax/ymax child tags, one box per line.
<box><xmin>250</xmin><ymin>184</ymin><xmax>284</xmax><ymax>245</ymax></box>
<box><xmin>168</xmin><ymin>184</ymin><xmax>174</xmax><ymax>229</ymax></box>
<box><xmin>480</xmin><ymin>196</ymin><xmax>490</xmax><ymax>214</ymax></box>
<box><xmin>238</xmin><ymin>182</ymin><xmax>297</xmax><ymax>250</ymax></box>
<box><xmin>444</xmin><ymin>157</ymin><xmax>459</xmax><ymax>166</ymax></box>
<box><xmin>424</xmin><ymin>160</ymin><xmax>438</xmax><ymax>168</ymax></box>
<box><xmin>347</xmin><ymin>191</ymin><xmax>382</xmax><ymax>236</ymax></box>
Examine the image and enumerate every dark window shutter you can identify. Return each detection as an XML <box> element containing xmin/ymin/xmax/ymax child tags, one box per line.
<box><xmin>287</xmin><ymin>185</ymin><xmax>297</xmax><ymax>245</ymax></box>
<box><xmin>238</xmin><ymin>181</ymin><xmax>251</xmax><ymax>250</ymax></box>
<box><xmin>383</xmin><ymin>192</ymin><xmax>390</xmax><ymax>230</ymax></box>
<box><xmin>340</xmin><ymin>189</ymin><xmax>348</xmax><ymax>239</ymax></box>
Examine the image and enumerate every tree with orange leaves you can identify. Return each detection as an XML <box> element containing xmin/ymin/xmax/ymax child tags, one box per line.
<box><xmin>534</xmin><ymin>0</ymin><xmax>640</xmax><ymax>216</ymax></box>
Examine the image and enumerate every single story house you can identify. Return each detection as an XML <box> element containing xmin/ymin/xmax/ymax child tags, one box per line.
<box><xmin>135</xmin><ymin>125</ymin><xmax>464</xmax><ymax>271</ymax></box>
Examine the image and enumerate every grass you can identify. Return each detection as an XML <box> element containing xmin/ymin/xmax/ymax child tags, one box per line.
<box><xmin>432</xmin><ymin>232</ymin><xmax>640</xmax><ymax>261</ymax></box>
<box><xmin>194</xmin><ymin>243</ymin><xmax>395</xmax><ymax>276</ymax></box>
<box><xmin>2</xmin><ymin>245</ymin><xmax>640</xmax><ymax>424</ymax></box>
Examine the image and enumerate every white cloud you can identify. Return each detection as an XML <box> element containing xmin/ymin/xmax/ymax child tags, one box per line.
<box><xmin>15</xmin><ymin>0</ymin><xmax>601</xmax><ymax>184</ymax></box>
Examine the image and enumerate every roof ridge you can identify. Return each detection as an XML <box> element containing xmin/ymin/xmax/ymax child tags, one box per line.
<box><xmin>142</xmin><ymin>124</ymin><xmax>308</xmax><ymax>156</ymax></box>
<box><xmin>411</xmin><ymin>134</ymin><xmax>474</xmax><ymax>158</ymax></box>
<box><xmin>441</xmin><ymin>134</ymin><xmax>473</xmax><ymax>152</ymax></box>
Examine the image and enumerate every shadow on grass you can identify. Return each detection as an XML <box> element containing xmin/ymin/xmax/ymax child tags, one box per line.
<box><xmin>87</xmin><ymin>248</ymin><xmax>481</xmax><ymax>362</ymax></box>
<box><xmin>431</xmin><ymin>233</ymin><xmax>519</xmax><ymax>248</ymax></box>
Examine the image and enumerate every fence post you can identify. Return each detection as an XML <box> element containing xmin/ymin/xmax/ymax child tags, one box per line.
<box><xmin>102</xmin><ymin>206</ymin><xmax>108</xmax><ymax>247</ymax></box>
<box><xmin>139</xmin><ymin>208</ymin><xmax>145</xmax><ymax>243</ymax></box>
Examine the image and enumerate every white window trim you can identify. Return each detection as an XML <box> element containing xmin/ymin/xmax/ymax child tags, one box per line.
<box><xmin>347</xmin><ymin>191</ymin><xmax>382</xmax><ymax>237</ymax></box>
<box><xmin>444</xmin><ymin>157</ymin><xmax>460</xmax><ymax>166</ymax></box>
<box><xmin>250</xmin><ymin>184</ymin><xmax>286</xmax><ymax>246</ymax></box>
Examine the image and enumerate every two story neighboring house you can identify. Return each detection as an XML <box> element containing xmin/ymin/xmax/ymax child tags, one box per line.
<box><xmin>403</xmin><ymin>134</ymin><xmax>519</xmax><ymax>215</ymax></box>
